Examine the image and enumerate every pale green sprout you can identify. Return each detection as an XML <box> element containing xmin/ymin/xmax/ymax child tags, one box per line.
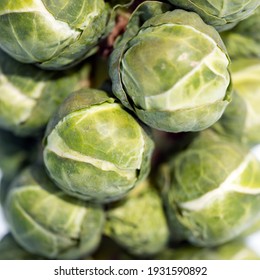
<box><xmin>43</xmin><ymin>88</ymin><xmax>154</xmax><ymax>203</ymax></box>
<box><xmin>109</xmin><ymin>1</ymin><xmax>232</xmax><ymax>133</ymax></box>
<box><xmin>160</xmin><ymin>130</ymin><xmax>260</xmax><ymax>246</ymax></box>
<box><xmin>0</xmin><ymin>0</ymin><xmax>110</xmax><ymax>70</ymax></box>
<box><xmin>4</xmin><ymin>165</ymin><xmax>104</xmax><ymax>259</ymax></box>
<box><xmin>105</xmin><ymin>179</ymin><xmax>170</xmax><ymax>257</ymax></box>
<box><xmin>167</xmin><ymin>0</ymin><xmax>260</xmax><ymax>31</ymax></box>
<box><xmin>221</xmin><ymin>6</ymin><xmax>260</xmax><ymax>58</ymax></box>
<box><xmin>0</xmin><ymin>49</ymin><xmax>91</xmax><ymax>136</ymax></box>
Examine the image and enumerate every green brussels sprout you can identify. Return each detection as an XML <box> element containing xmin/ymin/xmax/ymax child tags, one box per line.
<box><xmin>0</xmin><ymin>233</ymin><xmax>43</xmax><ymax>260</ymax></box>
<box><xmin>155</xmin><ymin>239</ymin><xmax>260</xmax><ymax>260</ymax></box>
<box><xmin>221</xmin><ymin>6</ymin><xmax>260</xmax><ymax>58</ymax></box>
<box><xmin>109</xmin><ymin>1</ymin><xmax>232</xmax><ymax>133</ymax></box>
<box><xmin>167</xmin><ymin>0</ymin><xmax>259</xmax><ymax>31</ymax></box>
<box><xmin>0</xmin><ymin>0</ymin><xmax>110</xmax><ymax>70</ymax></box>
<box><xmin>105</xmin><ymin>179</ymin><xmax>170</xmax><ymax>257</ymax></box>
<box><xmin>160</xmin><ymin>130</ymin><xmax>260</xmax><ymax>247</ymax></box>
<box><xmin>43</xmin><ymin>88</ymin><xmax>154</xmax><ymax>203</ymax></box>
<box><xmin>0</xmin><ymin>49</ymin><xmax>91</xmax><ymax>136</ymax></box>
<box><xmin>4</xmin><ymin>165</ymin><xmax>104</xmax><ymax>259</ymax></box>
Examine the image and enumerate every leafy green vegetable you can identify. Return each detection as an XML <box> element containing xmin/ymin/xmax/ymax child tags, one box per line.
<box><xmin>160</xmin><ymin>130</ymin><xmax>260</xmax><ymax>246</ymax></box>
<box><xmin>43</xmin><ymin>88</ymin><xmax>154</xmax><ymax>203</ymax></box>
<box><xmin>109</xmin><ymin>1</ymin><xmax>232</xmax><ymax>132</ymax></box>
<box><xmin>0</xmin><ymin>0</ymin><xmax>111</xmax><ymax>69</ymax></box>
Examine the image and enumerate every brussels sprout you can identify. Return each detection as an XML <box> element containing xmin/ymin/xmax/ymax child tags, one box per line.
<box><xmin>4</xmin><ymin>165</ymin><xmax>104</xmax><ymax>259</ymax></box>
<box><xmin>0</xmin><ymin>49</ymin><xmax>91</xmax><ymax>136</ymax></box>
<box><xmin>0</xmin><ymin>0</ymin><xmax>110</xmax><ymax>70</ymax></box>
<box><xmin>43</xmin><ymin>88</ymin><xmax>154</xmax><ymax>203</ymax></box>
<box><xmin>160</xmin><ymin>130</ymin><xmax>260</xmax><ymax>246</ymax></box>
<box><xmin>155</xmin><ymin>239</ymin><xmax>260</xmax><ymax>260</ymax></box>
<box><xmin>167</xmin><ymin>0</ymin><xmax>259</xmax><ymax>31</ymax></box>
<box><xmin>221</xmin><ymin>6</ymin><xmax>260</xmax><ymax>58</ymax></box>
<box><xmin>105</xmin><ymin>179</ymin><xmax>170</xmax><ymax>257</ymax></box>
<box><xmin>109</xmin><ymin>1</ymin><xmax>232</xmax><ymax>133</ymax></box>
<box><xmin>0</xmin><ymin>233</ymin><xmax>43</xmax><ymax>260</ymax></box>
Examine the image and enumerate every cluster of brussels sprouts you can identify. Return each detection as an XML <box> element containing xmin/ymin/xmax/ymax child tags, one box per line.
<box><xmin>0</xmin><ymin>0</ymin><xmax>260</xmax><ymax>260</ymax></box>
